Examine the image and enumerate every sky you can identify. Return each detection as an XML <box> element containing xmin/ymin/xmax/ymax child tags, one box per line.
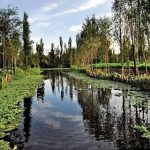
<box><xmin>1</xmin><ymin>0</ymin><xmax>114</xmax><ymax>54</ymax></box>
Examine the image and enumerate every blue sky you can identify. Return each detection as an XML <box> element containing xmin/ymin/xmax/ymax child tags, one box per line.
<box><xmin>1</xmin><ymin>0</ymin><xmax>113</xmax><ymax>54</ymax></box>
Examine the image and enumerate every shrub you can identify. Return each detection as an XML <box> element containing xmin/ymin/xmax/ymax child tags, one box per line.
<box><xmin>12</xmin><ymin>68</ymin><xmax>26</xmax><ymax>80</ymax></box>
<box><xmin>29</xmin><ymin>68</ymin><xmax>41</xmax><ymax>75</ymax></box>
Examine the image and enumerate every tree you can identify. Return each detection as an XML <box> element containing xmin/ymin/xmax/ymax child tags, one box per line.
<box><xmin>112</xmin><ymin>0</ymin><xmax>150</xmax><ymax>76</ymax></box>
<box><xmin>23</xmin><ymin>12</ymin><xmax>32</xmax><ymax>69</ymax></box>
<box><xmin>49</xmin><ymin>43</ymin><xmax>55</xmax><ymax>67</ymax></box>
<box><xmin>75</xmin><ymin>15</ymin><xmax>100</xmax><ymax>69</ymax></box>
<box><xmin>36</xmin><ymin>38</ymin><xmax>44</xmax><ymax>67</ymax></box>
<box><xmin>0</xmin><ymin>6</ymin><xmax>21</xmax><ymax>70</ymax></box>
<box><xmin>11</xmin><ymin>32</ymin><xmax>21</xmax><ymax>72</ymax></box>
<box><xmin>68</xmin><ymin>37</ymin><xmax>72</xmax><ymax>67</ymax></box>
<box><xmin>112</xmin><ymin>0</ymin><xmax>126</xmax><ymax>76</ymax></box>
<box><xmin>59</xmin><ymin>36</ymin><xmax>63</xmax><ymax>66</ymax></box>
<box><xmin>98</xmin><ymin>17</ymin><xmax>112</xmax><ymax>73</ymax></box>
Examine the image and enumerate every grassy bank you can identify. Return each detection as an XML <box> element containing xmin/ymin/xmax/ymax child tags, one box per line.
<box><xmin>93</xmin><ymin>62</ymin><xmax>150</xmax><ymax>69</ymax></box>
<box><xmin>87</xmin><ymin>69</ymin><xmax>150</xmax><ymax>91</ymax></box>
<box><xmin>71</xmin><ymin>67</ymin><xmax>150</xmax><ymax>91</ymax></box>
<box><xmin>67</xmin><ymin>69</ymin><xmax>132</xmax><ymax>90</ymax></box>
<box><xmin>0</xmin><ymin>68</ymin><xmax>42</xmax><ymax>149</ymax></box>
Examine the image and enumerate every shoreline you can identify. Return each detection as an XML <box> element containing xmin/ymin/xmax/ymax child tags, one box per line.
<box><xmin>69</xmin><ymin>68</ymin><xmax>150</xmax><ymax>91</ymax></box>
<box><xmin>0</xmin><ymin>68</ymin><xmax>42</xmax><ymax>149</ymax></box>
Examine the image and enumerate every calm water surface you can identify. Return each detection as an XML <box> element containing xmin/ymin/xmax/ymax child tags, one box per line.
<box><xmin>6</xmin><ymin>71</ymin><xmax>150</xmax><ymax>150</ymax></box>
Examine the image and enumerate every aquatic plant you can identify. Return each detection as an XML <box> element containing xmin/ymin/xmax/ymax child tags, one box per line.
<box><xmin>0</xmin><ymin>141</ymin><xmax>10</xmax><ymax>150</ymax></box>
<box><xmin>0</xmin><ymin>68</ymin><xmax>42</xmax><ymax>149</ymax></box>
<box><xmin>133</xmin><ymin>125</ymin><xmax>150</xmax><ymax>139</ymax></box>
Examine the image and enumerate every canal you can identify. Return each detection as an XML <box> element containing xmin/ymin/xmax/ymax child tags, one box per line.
<box><xmin>6</xmin><ymin>71</ymin><xmax>150</xmax><ymax>149</ymax></box>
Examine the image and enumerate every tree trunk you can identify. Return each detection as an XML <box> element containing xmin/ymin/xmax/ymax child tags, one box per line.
<box><xmin>132</xmin><ymin>45</ymin><xmax>137</xmax><ymax>76</ymax></box>
<box><xmin>14</xmin><ymin>57</ymin><xmax>17</xmax><ymax>73</ymax></box>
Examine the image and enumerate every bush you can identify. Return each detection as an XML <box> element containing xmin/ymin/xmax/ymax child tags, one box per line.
<box><xmin>29</xmin><ymin>68</ymin><xmax>41</xmax><ymax>75</ymax></box>
<box><xmin>13</xmin><ymin>68</ymin><xmax>26</xmax><ymax>80</ymax></box>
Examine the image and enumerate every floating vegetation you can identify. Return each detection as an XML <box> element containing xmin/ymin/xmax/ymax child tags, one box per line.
<box><xmin>133</xmin><ymin>125</ymin><xmax>150</xmax><ymax>139</ymax></box>
<box><xmin>67</xmin><ymin>70</ymin><xmax>131</xmax><ymax>90</ymax></box>
<box><xmin>0</xmin><ymin>68</ymin><xmax>42</xmax><ymax>149</ymax></box>
<box><xmin>0</xmin><ymin>141</ymin><xmax>10</xmax><ymax>150</ymax></box>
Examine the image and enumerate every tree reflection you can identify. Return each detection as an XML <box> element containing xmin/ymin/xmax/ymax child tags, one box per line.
<box><xmin>47</xmin><ymin>71</ymin><xmax>150</xmax><ymax>149</ymax></box>
<box><xmin>78</xmin><ymin>86</ymin><xmax>113</xmax><ymax>140</ymax></box>
<box><xmin>60</xmin><ymin>74</ymin><xmax>64</xmax><ymax>100</ymax></box>
<box><xmin>51</xmin><ymin>72</ymin><xmax>56</xmax><ymax>93</ymax></box>
<box><xmin>37</xmin><ymin>81</ymin><xmax>45</xmax><ymax>102</ymax></box>
<box><xmin>5</xmin><ymin>71</ymin><xmax>150</xmax><ymax>149</ymax></box>
<box><xmin>23</xmin><ymin>97</ymin><xmax>32</xmax><ymax>142</ymax></box>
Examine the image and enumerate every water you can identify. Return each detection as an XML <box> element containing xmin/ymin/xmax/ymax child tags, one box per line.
<box><xmin>6</xmin><ymin>71</ymin><xmax>150</xmax><ymax>149</ymax></box>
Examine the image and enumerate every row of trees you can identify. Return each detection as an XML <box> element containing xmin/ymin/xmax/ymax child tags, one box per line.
<box><xmin>74</xmin><ymin>15</ymin><xmax>112</xmax><ymax>73</ymax></box>
<box><xmin>0</xmin><ymin>0</ymin><xmax>149</xmax><ymax>75</ymax></box>
<box><xmin>0</xmin><ymin>6</ymin><xmax>33</xmax><ymax>72</ymax></box>
<box><xmin>0</xmin><ymin>5</ymin><xmax>75</xmax><ymax>70</ymax></box>
<box><xmin>48</xmin><ymin>37</ymin><xmax>74</xmax><ymax>68</ymax></box>
<box><xmin>71</xmin><ymin>0</ymin><xmax>150</xmax><ymax>76</ymax></box>
<box><xmin>112</xmin><ymin>0</ymin><xmax>150</xmax><ymax>75</ymax></box>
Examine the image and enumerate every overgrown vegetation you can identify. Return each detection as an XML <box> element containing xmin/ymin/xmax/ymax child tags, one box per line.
<box><xmin>0</xmin><ymin>68</ymin><xmax>42</xmax><ymax>149</ymax></box>
<box><xmin>133</xmin><ymin>125</ymin><xmax>150</xmax><ymax>139</ymax></box>
<box><xmin>0</xmin><ymin>0</ymin><xmax>150</xmax><ymax>148</ymax></box>
<box><xmin>93</xmin><ymin>62</ymin><xmax>150</xmax><ymax>70</ymax></box>
<box><xmin>71</xmin><ymin>67</ymin><xmax>150</xmax><ymax>91</ymax></box>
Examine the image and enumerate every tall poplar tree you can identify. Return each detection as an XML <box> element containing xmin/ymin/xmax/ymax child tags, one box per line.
<box><xmin>68</xmin><ymin>37</ymin><xmax>72</xmax><ymax>66</ymax></box>
<box><xmin>23</xmin><ymin>12</ymin><xmax>31</xmax><ymax>69</ymax></box>
<box><xmin>59</xmin><ymin>36</ymin><xmax>63</xmax><ymax>66</ymax></box>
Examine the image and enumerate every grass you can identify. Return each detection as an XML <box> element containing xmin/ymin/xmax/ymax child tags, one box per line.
<box><xmin>93</xmin><ymin>63</ymin><xmax>122</xmax><ymax>68</ymax></box>
<box><xmin>0</xmin><ymin>68</ymin><xmax>42</xmax><ymax>149</ymax></box>
<box><xmin>93</xmin><ymin>62</ymin><xmax>150</xmax><ymax>69</ymax></box>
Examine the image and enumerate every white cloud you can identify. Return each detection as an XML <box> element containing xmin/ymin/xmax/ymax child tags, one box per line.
<box><xmin>38</xmin><ymin>22</ymin><xmax>51</xmax><ymax>27</ymax></box>
<box><xmin>29</xmin><ymin>16</ymin><xmax>40</xmax><ymax>23</ymax></box>
<box><xmin>42</xmin><ymin>3</ymin><xmax>58</xmax><ymax>12</ymax></box>
<box><xmin>54</xmin><ymin>0</ymin><xmax>107</xmax><ymax>17</ymax></box>
<box><xmin>69</xmin><ymin>24</ymin><xmax>82</xmax><ymax>33</ymax></box>
<box><xmin>29</xmin><ymin>3</ymin><xmax>58</xmax><ymax>23</ymax></box>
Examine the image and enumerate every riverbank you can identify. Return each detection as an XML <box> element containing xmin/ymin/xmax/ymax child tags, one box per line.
<box><xmin>0</xmin><ymin>68</ymin><xmax>42</xmax><ymax>149</ymax></box>
<box><xmin>67</xmin><ymin>69</ymin><xmax>150</xmax><ymax>140</ymax></box>
<box><xmin>70</xmin><ymin>67</ymin><xmax>150</xmax><ymax>91</ymax></box>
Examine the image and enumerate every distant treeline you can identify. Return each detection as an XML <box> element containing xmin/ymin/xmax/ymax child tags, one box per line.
<box><xmin>0</xmin><ymin>0</ymin><xmax>150</xmax><ymax>76</ymax></box>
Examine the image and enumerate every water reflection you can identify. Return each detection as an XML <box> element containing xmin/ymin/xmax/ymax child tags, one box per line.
<box><xmin>6</xmin><ymin>71</ymin><xmax>150</xmax><ymax>149</ymax></box>
<box><xmin>60</xmin><ymin>74</ymin><xmax>64</xmax><ymax>100</ymax></box>
<box><xmin>5</xmin><ymin>97</ymin><xmax>33</xmax><ymax>149</ymax></box>
<box><xmin>23</xmin><ymin>97</ymin><xmax>32</xmax><ymax>142</ymax></box>
<box><xmin>37</xmin><ymin>81</ymin><xmax>45</xmax><ymax>102</ymax></box>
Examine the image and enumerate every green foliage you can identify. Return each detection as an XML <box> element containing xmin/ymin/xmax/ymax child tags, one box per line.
<box><xmin>94</xmin><ymin>62</ymin><xmax>150</xmax><ymax>69</ymax></box>
<box><xmin>0</xmin><ymin>6</ymin><xmax>22</xmax><ymax>70</ymax></box>
<box><xmin>94</xmin><ymin>63</ymin><xmax>122</xmax><ymax>68</ymax></box>
<box><xmin>0</xmin><ymin>68</ymin><xmax>42</xmax><ymax>149</ymax></box>
<box><xmin>75</xmin><ymin>15</ymin><xmax>101</xmax><ymax>67</ymax></box>
<box><xmin>68</xmin><ymin>70</ymin><xmax>130</xmax><ymax>89</ymax></box>
<box><xmin>23</xmin><ymin>12</ymin><xmax>32</xmax><ymax>69</ymax></box>
<box><xmin>133</xmin><ymin>125</ymin><xmax>150</xmax><ymax>139</ymax></box>
<box><xmin>12</xmin><ymin>68</ymin><xmax>26</xmax><ymax>80</ymax></box>
<box><xmin>29</xmin><ymin>68</ymin><xmax>42</xmax><ymax>75</ymax></box>
<box><xmin>36</xmin><ymin>38</ymin><xmax>44</xmax><ymax>67</ymax></box>
<box><xmin>0</xmin><ymin>141</ymin><xmax>10</xmax><ymax>150</ymax></box>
